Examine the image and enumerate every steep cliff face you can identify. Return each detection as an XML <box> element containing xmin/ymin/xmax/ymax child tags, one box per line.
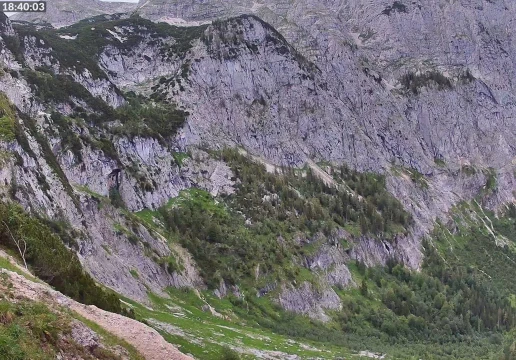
<box><xmin>0</xmin><ymin>15</ymin><xmax>230</xmax><ymax>303</ymax></box>
<box><xmin>140</xmin><ymin>13</ymin><xmax>510</xmax><ymax>269</ymax></box>
<box><xmin>0</xmin><ymin>110</ymin><xmax>211</xmax><ymax>302</ymax></box>
<box><xmin>11</xmin><ymin>2</ymin><xmax>516</xmax><ymax>175</ymax></box>
<box><xmin>133</xmin><ymin>0</ymin><xmax>515</xmax><ymax>179</ymax></box>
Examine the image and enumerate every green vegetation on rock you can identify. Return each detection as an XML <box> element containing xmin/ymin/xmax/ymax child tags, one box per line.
<box><xmin>155</xmin><ymin>149</ymin><xmax>412</xmax><ymax>289</ymax></box>
<box><xmin>121</xmin><ymin>151</ymin><xmax>515</xmax><ymax>359</ymax></box>
<box><xmin>0</xmin><ymin>297</ymin><xmax>138</xmax><ymax>360</ymax></box>
<box><xmin>0</xmin><ymin>93</ymin><xmax>16</xmax><ymax>142</ymax></box>
<box><xmin>0</xmin><ymin>202</ymin><xmax>130</xmax><ymax>317</ymax></box>
<box><xmin>23</xmin><ymin>68</ymin><xmax>109</xmax><ymax>111</ymax></box>
<box><xmin>0</xmin><ymin>300</ymin><xmax>71</xmax><ymax>360</ymax></box>
<box><xmin>49</xmin><ymin>112</ymin><xmax>83</xmax><ymax>162</ymax></box>
<box><xmin>400</xmin><ymin>70</ymin><xmax>452</xmax><ymax>95</ymax></box>
<box><xmin>110</xmin><ymin>94</ymin><xmax>188</xmax><ymax>142</ymax></box>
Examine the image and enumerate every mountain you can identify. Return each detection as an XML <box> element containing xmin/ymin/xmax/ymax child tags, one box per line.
<box><xmin>10</xmin><ymin>0</ymin><xmax>138</xmax><ymax>27</ymax></box>
<box><xmin>2</xmin><ymin>2</ymin><xmax>516</xmax><ymax>359</ymax></box>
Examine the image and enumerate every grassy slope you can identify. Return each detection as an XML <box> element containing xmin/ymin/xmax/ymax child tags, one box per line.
<box><xmin>121</xmin><ymin>288</ymin><xmax>353</xmax><ymax>360</ymax></box>
<box><xmin>0</xmin><ymin>243</ymin><xmax>353</xmax><ymax>359</ymax></box>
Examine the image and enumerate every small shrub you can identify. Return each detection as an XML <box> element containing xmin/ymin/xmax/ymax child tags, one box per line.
<box><xmin>0</xmin><ymin>94</ymin><xmax>16</xmax><ymax>142</ymax></box>
<box><xmin>220</xmin><ymin>346</ymin><xmax>240</xmax><ymax>360</ymax></box>
<box><xmin>2</xmin><ymin>35</ymin><xmax>24</xmax><ymax>64</ymax></box>
<box><xmin>461</xmin><ymin>165</ymin><xmax>476</xmax><ymax>176</ymax></box>
<box><xmin>50</xmin><ymin>112</ymin><xmax>83</xmax><ymax>163</ymax></box>
<box><xmin>409</xmin><ymin>169</ymin><xmax>429</xmax><ymax>189</ymax></box>
<box><xmin>484</xmin><ymin>169</ymin><xmax>497</xmax><ymax>192</ymax></box>
<box><xmin>434</xmin><ymin>158</ymin><xmax>446</xmax><ymax>167</ymax></box>
<box><xmin>128</xmin><ymin>234</ymin><xmax>139</xmax><ymax>246</ymax></box>
<box><xmin>108</xmin><ymin>188</ymin><xmax>124</xmax><ymax>208</ymax></box>
<box><xmin>382</xmin><ymin>1</ymin><xmax>408</xmax><ymax>16</ymax></box>
<box><xmin>400</xmin><ymin>71</ymin><xmax>452</xmax><ymax>95</ymax></box>
<box><xmin>110</xmin><ymin>96</ymin><xmax>188</xmax><ymax>142</ymax></box>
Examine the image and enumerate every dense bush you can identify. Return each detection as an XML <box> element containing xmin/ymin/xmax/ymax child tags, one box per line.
<box><xmin>159</xmin><ymin>188</ymin><xmax>281</xmax><ymax>288</ymax></box>
<box><xmin>2</xmin><ymin>35</ymin><xmax>24</xmax><ymax>64</ymax></box>
<box><xmin>226</xmin><ymin>240</ymin><xmax>512</xmax><ymax>359</ymax></box>
<box><xmin>0</xmin><ymin>93</ymin><xmax>16</xmax><ymax>141</ymax></box>
<box><xmin>400</xmin><ymin>71</ymin><xmax>452</xmax><ymax>94</ymax></box>
<box><xmin>221</xmin><ymin>149</ymin><xmax>411</xmax><ymax>239</ymax></box>
<box><xmin>211</xmin><ymin>197</ymin><xmax>515</xmax><ymax>359</ymax></box>
<box><xmin>372</xmin><ymin>246</ymin><xmax>516</xmax><ymax>338</ymax></box>
<box><xmin>433</xmin><ymin>204</ymin><xmax>516</xmax><ymax>298</ymax></box>
<box><xmin>110</xmin><ymin>95</ymin><xmax>188</xmax><ymax>141</ymax></box>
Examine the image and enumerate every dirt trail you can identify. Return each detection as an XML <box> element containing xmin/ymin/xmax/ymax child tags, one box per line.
<box><xmin>70</xmin><ymin>302</ymin><xmax>193</xmax><ymax>360</ymax></box>
<box><xmin>0</xmin><ymin>263</ymin><xmax>193</xmax><ymax>360</ymax></box>
<box><xmin>305</xmin><ymin>159</ymin><xmax>337</xmax><ymax>187</ymax></box>
<box><xmin>237</xmin><ymin>148</ymin><xmax>281</xmax><ymax>173</ymax></box>
<box><xmin>237</xmin><ymin>148</ymin><xmax>338</xmax><ymax>188</ymax></box>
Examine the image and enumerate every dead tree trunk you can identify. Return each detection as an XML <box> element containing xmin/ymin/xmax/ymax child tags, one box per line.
<box><xmin>2</xmin><ymin>220</ymin><xmax>27</xmax><ymax>269</ymax></box>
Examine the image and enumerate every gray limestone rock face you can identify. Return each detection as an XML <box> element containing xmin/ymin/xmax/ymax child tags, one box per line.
<box><xmin>10</xmin><ymin>0</ymin><xmax>138</xmax><ymax>28</ymax></box>
<box><xmin>20</xmin><ymin>35</ymin><xmax>126</xmax><ymax>109</ymax></box>
<box><xmin>278</xmin><ymin>282</ymin><xmax>342</xmax><ymax>322</ymax></box>
<box><xmin>128</xmin><ymin>0</ymin><xmax>516</xmax><ymax>183</ymax></box>
<box><xmin>70</xmin><ymin>320</ymin><xmax>101</xmax><ymax>350</ymax></box>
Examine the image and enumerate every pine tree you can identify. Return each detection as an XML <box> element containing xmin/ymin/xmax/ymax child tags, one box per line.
<box><xmin>360</xmin><ymin>279</ymin><xmax>369</xmax><ymax>297</ymax></box>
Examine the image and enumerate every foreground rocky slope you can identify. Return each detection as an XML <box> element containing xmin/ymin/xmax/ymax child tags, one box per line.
<box><xmin>0</xmin><ymin>250</ymin><xmax>191</xmax><ymax>360</ymax></box>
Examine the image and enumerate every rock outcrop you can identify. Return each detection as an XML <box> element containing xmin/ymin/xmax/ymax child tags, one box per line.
<box><xmin>279</xmin><ymin>282</ymin><xmax>342</xmax><ymax>322</ymax></box>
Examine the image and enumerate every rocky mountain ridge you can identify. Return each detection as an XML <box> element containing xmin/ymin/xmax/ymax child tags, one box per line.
<box><xmin>10</xmin><ymin>0</ymin><xmax>138</xmax><ymax>27</ymax></box>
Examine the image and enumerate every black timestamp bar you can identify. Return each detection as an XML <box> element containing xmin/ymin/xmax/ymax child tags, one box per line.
<box><xmin>1</xmin><ymin>1</ymin><xmax>46</xmax><ymax>12</ymax></box>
